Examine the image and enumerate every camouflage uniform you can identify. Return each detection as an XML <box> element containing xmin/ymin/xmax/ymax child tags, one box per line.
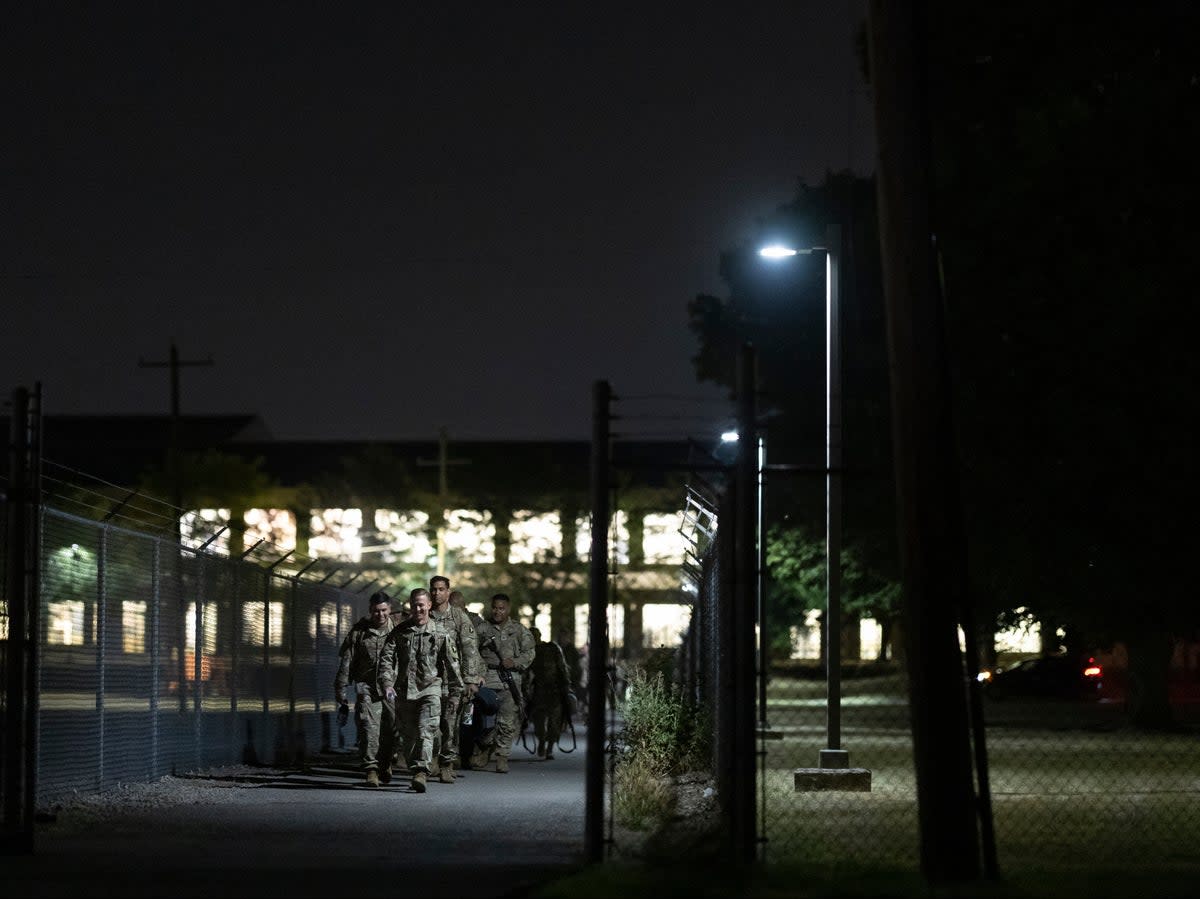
<box><xmin>529</xmin><ymin>637</ymin><xmax>572</xmax><ymax>757</ymax></box>
<box><xmin>428</xmin><ymin>604</ymin><xmax>481</xmax><ymax>771</ymax></box>
<box><xmin>333</xmin><ymin>616</ymin><xmax>396</xmax><ymax>776</ymax></box>
<box><xmin>473</xmin><ymin>617</ymin><xmax>536</xmax><ymax>764</ymax></box>
<box><xmin>380</xmin><ymin>619</ymin><xmax>462</xmax><ymax>775</ymax></box>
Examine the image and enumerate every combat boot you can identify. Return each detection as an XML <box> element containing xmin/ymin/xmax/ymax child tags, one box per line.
<box><xmin>365</xmin><ymin>769</ymin><xmax>381</xmax><ymax>787</ymax></box>
<box><xmin>379</xmin><ymin>766</ymin><xmax>392</xmax><ymax>784</ymax></box>
<box><xmin>495</xmin><ymin>756</ymin><xmax>509</xmax><ymax>774</ymax></box>
<box><xmin>411</xmin><ymin>771</ymin><xmax>427</xmax><ymax>793</ymax></box>
<box><xmin>428</xmin><ymin>759</ymin><xmax>440</xmax><ymax>777</ymax></box>
<box><xmin>544</xmin><ymin>749</ymin><xmax>555</xmax><ymax>761</ymax></box>
<box><xmin>439</xmin><ymin>766</ymin><xmax>456</xmax><ymax>784</ymax></box>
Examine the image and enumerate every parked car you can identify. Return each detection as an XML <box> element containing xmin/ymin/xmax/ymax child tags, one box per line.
<box><xmin>979</xmin><ymin>655</ymin><xmax>1104</xmax><ymax>701</ymax></box>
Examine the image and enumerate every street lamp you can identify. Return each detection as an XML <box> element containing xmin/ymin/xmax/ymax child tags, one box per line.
<box><xmin>759</xmin><ymin>223</ymin><xmax>848</xmax><ymax>770</ymax></box>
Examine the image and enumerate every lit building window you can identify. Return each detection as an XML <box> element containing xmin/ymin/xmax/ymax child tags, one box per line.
<box><xmin>308</xmin><ymin>602</ymin><xmax>339</xmax><ymax>640</ymax></box>
<box><xmin>444</xmin><ymin>509</ymin><xmax>495</xmax><ymax>564</ymax></box>
<box><xmin>641</xmin><ymin>603</ymin><xmax>691</xmax><ymax>648</ymax></box>
<box><xmin>372</xmin><ymin>510</ymin><xmax>435</xmax><ymax>564</ymax></box>
<box><xmin>185</xmin><ymin>603</ymin><xmax>218</xmax><ymax>654</ymax></box>
<box><xmin>122</xmin><ymin>601</ymin><xmax>147</xmax><ymax>653</ymax></box>
<box><xmin>244</xmin><ymin>509</ymin><xmax>297</xmax><ymax>552</ymax></box>
<box><xmin>607</xmin><ymin>604</ymin><xmax>625</xmax><ymax>649</ymax></box>
<box><xmin>860</xmin><ymin>618</ymin><xmax>883</xmax><ymax>660</ymax></box>
<box><xmin>789</xmin><ymin>608</ymin><xmax>823</xmax><ymax>660</ymax></box>
<box><xmin>242</xmin><ymin>601</ymin><xmax>286</xmax><ymax>647</ymax></box>
<box><xmin>643</xmin><ymin>513</ymin><xmax>686</xmax><ymax>564</ymax></box>
<box><xmin>309</xmin><ymin>509</ymin><xmax>363</xmax><ymax>562</ymax></box>
<box><xmin>509</xmin><ymin>511</ymin><xmax>562</xmax><ymax>564</ymax></box>
<box><xmin>993</xmin><ymin>607</ymin><xmax>1042</xmax><ymax>654</ymax></box>
<box><xmin>575</xmin><ymin>511</ymin><xmax>629</xmax><ymax>565</ymax></box>
<box><xmin>339</xmin><ymin>603</ymin><xmax>355</xmax><ymax>638</ymax></box>
<box><xmin>574</xmin><ymin>605</ymin><xmax>590</xmax><ymax>650</ymax></box>
<box><xmin>47</xmin><ymin>600</ymin><xmax>86</xmax><ymax>646</ymax></box>
<box><xmin>182</xmin><ymin>509</ymin><xmax>231</xmax><ymax>555</ymax></box>
<box><xmin>533</xmin><ymin>606</ymin><xmax>552</xmax><ymax>638</ymax></box>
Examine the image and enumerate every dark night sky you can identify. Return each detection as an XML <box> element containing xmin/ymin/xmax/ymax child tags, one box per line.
<box><xmin>4</xmin><ymin>2</ymin><xmax>874</xmax><ymax>442</ymax></box>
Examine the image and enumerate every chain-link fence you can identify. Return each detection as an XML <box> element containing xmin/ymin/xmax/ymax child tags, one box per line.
<box><xmin>5</xmin><ymin>502</ymin><xmax>365</xmax><ymax>805</ymax></box>
<box><xmin>750</xmin><ymin>565</ymin><xmax>1200</xmax><ymax>881</ymax></box>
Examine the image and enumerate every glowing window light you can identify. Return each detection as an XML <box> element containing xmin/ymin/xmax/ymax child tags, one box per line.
<box><xmin>242</xmin><ymin>601</ymin><xmax>286</xmax><ymax>647</ymax></box>
<box><xmin>185</xmin><ymin>602</ymin><xmax>218</xmax><ymax>654</ymax></box>
<box><xmin>574</xmin><ymin>605</ymin><xmax>590</xmax><ymax>650</ymax></box>
<box><xmin>533</xmin><ymin>605</ymin><xmax>552</xmax><ymax>638</ymax></box>
<box><xmin>47</xmin><ymin>600</ymin><xmax>86</xmax><ymax>646</ymax></box>
<box><xmin>641</xmin><ymin>603</ymin><xmax>691</xmax><ymax>648</ymax></box>
<box><xmin>182</xmin><ymin>508</ymin><xmax>231</xmax><ymax>555</ymax></box>
<box><xmin>1</xmin><ymin>604</ymin><xmax>7</xmax><ymax>641</ymax></box>
<box><xmin>575</xmin><ymin>511</ymin><xmax>629</xmax><ymax>564</ymax></box>
<box><xmin>372</xmin><ymin>510</ymin><xmax>435</xmax><ymax>564</ymax></box>
<box><xmin>994</xmin><ymin>607</ymin><xmax>1042</xmax><ymax>654</ymax></box>
<box><xmin>607</xmin><ymin>603</ymin><xmax>625</xmax><ymax>649</ymax></box>
<box><xmin>642</xmin><ymin>512</ymin><xmax>686</xmax><ymax>564</ymax></box>
<box><xmin>244</xmin><ymin>508</ymin><xmax>297</xmax><ymax>552</ymax></box>
<box><xmin>859</xmin><ymin>617</ymin><xmax>883</xmax><ymax>660</ymax></box>
<box><xmin>509</xmin><ymin>511</ymin><xmax>562</xmax><ymax>564</ymax></box>
<box><xmin>122</xmin><ymin>601</ymin><xmax>147</xmax><ymax>653</ymax></box>
<box><xmin>444</xmin><ymin>509</ymin><xmax>495</xmax><ymax>564</ymax></box>
<box><xmin>789</xmin><ymin>608</ymin><xmax>823</xmax><ymax>660</ymax></box>
<box><xmin>307</xmin><ymin>602</ymin><xmax>339</xmax><ymax>641</ymax></box>
<box><xmin>309</xmin><ymin>509</ymin><xmax>363</xmax><ymax>562</ymax></box>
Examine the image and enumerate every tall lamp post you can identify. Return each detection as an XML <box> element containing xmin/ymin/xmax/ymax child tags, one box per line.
<box><xmin>759</xmin><ymin>223</ymin><xmax>849</xmax><ymax>770</ymax></box>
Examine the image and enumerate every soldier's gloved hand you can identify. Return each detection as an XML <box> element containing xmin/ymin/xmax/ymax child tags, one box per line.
<box><xmin>385</xmin><ymin>687</ymin><xmax>396</xmax><ymax>702</ymax></box>
<box><xmin>466</xmin><ymin>682</ymin><xmax>480</xmax><ymax>697</ymax></box>
<box><xmin>501</xmin><ymin>658</ymin><xmax>515</xmax><ymax>669</ymax></box>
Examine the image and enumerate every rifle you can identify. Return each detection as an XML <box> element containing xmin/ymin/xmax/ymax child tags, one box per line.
<box><xmin>484</xmin><ymin>636</ymin><xmax>530</xmax><ymax>749</ymax></box>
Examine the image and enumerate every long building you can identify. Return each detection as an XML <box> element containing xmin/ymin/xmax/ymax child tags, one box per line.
<box><xmin>17</xmin><ymin>414</ymin><xmax>716</xmax><ymax>660</ymax></box>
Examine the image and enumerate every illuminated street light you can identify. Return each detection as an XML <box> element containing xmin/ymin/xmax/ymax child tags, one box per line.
<box><xmin>759</xmin><ymin>223</ymin><xmax>848</xmax><ymax>771</ymax></box>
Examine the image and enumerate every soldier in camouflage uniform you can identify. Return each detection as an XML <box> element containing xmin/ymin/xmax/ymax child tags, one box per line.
<box><xmin>381</xmin><ymin>589</ymin><xmax>462</xmax><ymax>793</ymax></box>
<box><xmin>450</xmin><ymin>589</ymin><xmax>485</xmax><ymax>629</ymax></box>
<box><xmin>471</xmin><ymin>593</ymin><xmax>536</xmax><ymax>773</ymax></box>
<box><xmin>528</xmin><ymin>626</ymin><xmax>572</xmax><ymax>760</ymax></box>
<box><xmin>333</xmin><ymin>592</ymin><xmax>396</xmax><ymax>787</ymax></box>
<box><xmin>427</xmin><ymin>576</ymin><xmax>483</xmax><ymax>782</ymax></box>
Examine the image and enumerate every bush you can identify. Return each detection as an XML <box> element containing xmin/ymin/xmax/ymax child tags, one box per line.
<box><xmin>612</xmin><ymin>666</ymin><xmax>712</xmax><ymax>829</ymax></box>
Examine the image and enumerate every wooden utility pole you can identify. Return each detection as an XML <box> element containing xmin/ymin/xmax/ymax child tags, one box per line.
<box><xmin>137</xmin><ymin>339</ymin><xmax>214</xmax><ymax>530</ymax></box>
<box><xmin>138</xmin><ymin>340</ymin><xmax>213</xmax><ymax>713</ymax></box>
<box><xmin>866</xmin><ymin>0</ymin><xmax>984</xmax><ymax>884</ymax></box>
<box><xmin>417</xmin><ymin>426</ymin><xmax>471</xmax><ymax>574</ymax></box>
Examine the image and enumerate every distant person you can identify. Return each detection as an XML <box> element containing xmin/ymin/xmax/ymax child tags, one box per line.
<box><xmin>426</xmin><ymin>575</ymin><xmax>482</xmax><ymax>782</ymax></box>
<box><xmin>450</xmin><ymin>589</ymin><xmax>485</xmax><ymax>630</ymax></box>
<box><xmin>528</xmin><ymin>626</ymin><xmax>572</xmax><ymax>760</ymax></box>
<box><xmin>559</xmin><ymin>633</ymin><xmax>584</xmax><ymax>708</ymax></box>
<box><xmin>381</xmin><ymin>589</ymin><xmax>462</xmax><ymax>793</ymax></box>
<box><xmin>471</xmin><ymin>593</ymin><xmax>535</xmax><ymax>773</ymax></box>
<box><xmin>333</xmin><ymin>592</ymin><xmax>396</xmax><ymax>787</ymax></box>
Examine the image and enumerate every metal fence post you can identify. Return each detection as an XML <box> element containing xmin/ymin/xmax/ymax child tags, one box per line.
<box><xmin>150</xmin><ymin>539</ymin><xmax>160</xmax><ymax>779</ymax></box>
<box><xmin>96</xmin><ymin>524</ymin><xmax>108</xmax><ymax>791</ymax></box>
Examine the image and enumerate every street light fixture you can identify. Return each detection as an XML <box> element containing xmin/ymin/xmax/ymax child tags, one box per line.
<box><xmin>759</xmin><ymin>223</ymin><xmax>849</xmax><ymax>770</ymax></box>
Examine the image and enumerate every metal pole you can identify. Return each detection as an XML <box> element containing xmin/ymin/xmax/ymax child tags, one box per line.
<box><xmin>3</xmin><ymin>387</ymin><xmax>32</xmax><ymax>852</ymax></box>
<box><xmin>821</xmin><ymin>223</ymin><xmax>849</xmax><ymax>769</ymax></box>
<box><xmin>756</xmin><ymin>434</ymin><xmax>768</xmax><ymax>729</ymax></box>
<box><xmin>584</xmin><ymin>380</ymin><xmax>610</xmax><ymax>863</ymax></box>
<box><xmin>97</xmin><ymin>525</ymin><xmax>109</xmax><ymax>790</ymax></box>
<box><xmin>735</xmin><ymin>344</ymin><xmax>759</xmax><ymax>860</ymax></box>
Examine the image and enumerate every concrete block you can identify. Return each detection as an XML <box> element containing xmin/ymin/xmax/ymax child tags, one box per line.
<box><xmin>793</xmin><ymin>767</ymin><xmax>872</xmax><ymax>792</ymax></box>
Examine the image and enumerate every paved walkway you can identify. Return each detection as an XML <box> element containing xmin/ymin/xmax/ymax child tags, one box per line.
<box><xmin>2</xmin><ymin>729</ymin><xmax>589</xmax><ymax>898</ymax></box>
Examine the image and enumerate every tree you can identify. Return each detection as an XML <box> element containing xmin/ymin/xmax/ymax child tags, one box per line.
<box><xmin>923</xmin><ymin>1</ymin><xmax>1200</xmax><ymax>728</ymax></box>
<box><xmin>687</xmin><ymin>171</ymin><xmax>901</xmax><ymax>657</ymax></box>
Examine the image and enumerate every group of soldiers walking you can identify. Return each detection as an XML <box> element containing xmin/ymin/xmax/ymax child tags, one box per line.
<box><xmin>333</xmin><ymin>575</ymin><xmax>574</xmax><ymax>792</ymax></box>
